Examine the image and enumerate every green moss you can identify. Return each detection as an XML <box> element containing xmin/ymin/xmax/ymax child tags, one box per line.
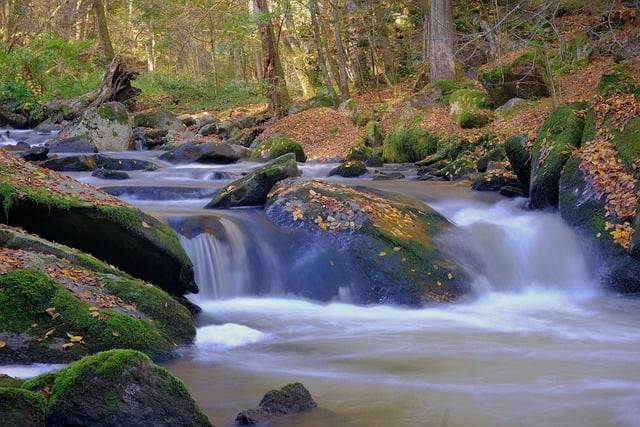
<box><xmin>251</xmin><ymin>136</ymin><xmax>307</xmax><ymax>163</ymax></box>
<box><xmin>458</xmin><ymin>112</ymin><xmax>489</xmax><ymax>129</ymax></box>
<box><xmin>383</xmin><ymin>117</ymin><xmax>438</xmax><ymax>163</ymax></box>
<box><xmin>347</xmin><ymin>137</ymin><xmax>373</xmax><ymax>161</ymax></box>
<box><xmin>611</xmin><ymin>116</ymin><xmax>640</xmax><ymax>172</ymax></box>
<box><xmin>0</xmin><ymin>375</ymin><xmax>23</xmax><ymax>388</ymax></box>
<box><xmin>449</xmin><ymin>89</ymin><xmax>487</xmax><ymax>110</ymax></box>
<box><xmin>98</xmin><ymin>103</ymin><xmax>129</xmax><ymax>125</ymax></box>
<box><xmin>22</xmin><ymin>372</ymin><xmax>57</xmax><ymax>393</ymax></box>
<box><xmin>364</xmin><ymin>120</ymin><xmax>383</xmax><ymax>146</ymax></box>
<box><xmin>0</xmin><ymin>269</ymin><xmax>58</xmax><ymax>331</ymax></box>
<box><xmin>596</xmin><ymin>64</ymin><xmax>637</xmax><ymax>96</ymax></box>
<box><xmin>0</xmin><ymin>181</ymin><xmax>18</xmax><ymax>221</ymax></box>
<box><xmin>0</xmin><ymin>387</ymin><xmax>47</xmax><ymax>421</ymax></box>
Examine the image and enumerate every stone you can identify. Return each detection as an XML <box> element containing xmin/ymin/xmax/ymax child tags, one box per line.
<box><xmin>48</xmin><ymin>135</ymin><xmax>98</xmax><ymax>153</ymax></box>
<box><xmin>160</xmin><ymin>141</ymin><xmax>240</xmax><ymax>164</ymax></box>
<box><xmin>236</xmin><ymin>383</ymin><xmax>317</xmax><ymax>425</ymax></box>
<box><xmin>133</xmin><ymin>110</ymin><xmax>186</xmax><ymax>132</ymax></box>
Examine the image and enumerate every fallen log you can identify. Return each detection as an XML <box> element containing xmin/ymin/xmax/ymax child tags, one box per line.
<box><xmin>45</xmin><ymin>55</ymin><xmax>141</xmax><ymax>122</ymax></box>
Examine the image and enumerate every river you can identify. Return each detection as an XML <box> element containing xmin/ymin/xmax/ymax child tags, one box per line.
<box><xmin>3</xmin><ymin>145</ymin><xmax>640</xmax><ymax>426</ymax></box>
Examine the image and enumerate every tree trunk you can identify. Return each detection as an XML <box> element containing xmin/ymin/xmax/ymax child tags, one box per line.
<box><xmin>309</xmin><ymin>0</ymin><xmax>338</xmax><ymax>106</ymax></box>
<box><xmin>346</xmin><ymin>0</ymin><xmax>365</xmax><ymax>90</ymax></box>
<box><xmin>93</xmin><ymin>0</ymin><xmax>114</xmax><ymax>63</ymax></box>
<box><xmin>254</xmin><ymin>0</ymin><xmax>291</xmax><ymax>118</ymax></box>
<box><xmin>44</xmin><ymin>55</ymin><xmax>141</xmax><ymax>121</ymax></box>
<box><xmin>332</xmin><ymin>3</ymin><xmax>350</xmax><ymax>100</ymax></box>
<box><xmin>283</xmin><ymin>0</ymin><xmax>316</xmax><ymax>97</ymax></box>
<box><xmin>429</xmin><ymin>0</ymin><xmax>456</xmax><ymax>82</ymax></box>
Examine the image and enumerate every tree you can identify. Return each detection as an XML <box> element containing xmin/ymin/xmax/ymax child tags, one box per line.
<box><xmin>93</xmin><ymin>0</ymin><xmax>114</xmax><ymax>63</ymax></box>
<box><xmin>309</xmin><ymin>0</ymin><xmax>338</xmax><ymax>105</ymax></box>
<box><xmin>429</xmin><ymin>0</ymin><xmax>456</xmax><ymax>82</ymax></box>
<box><xmin>254</xmin><ymin>0</ymin><xmax>291</xmax><ymax>118</ymax></box>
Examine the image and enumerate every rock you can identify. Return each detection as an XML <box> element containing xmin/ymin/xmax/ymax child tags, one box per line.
<box><xmin>53</xmin><ymin>102</ymin><xmax>133</xmax><ymax>151</ymax></box>
<box><xmin>216</xmin><ymin>120</ymin><xmax>234</xmax><ymax>139</ymax></box>
<box><xmin>133</xmin><ymin>110</ymin><xmax>186</xmax><ymax>132</ymax></box>
<box><xmin>22</xmin><ymin>350</ymin><xmax>212</xmax><ymax>427</ymax></box>
<box><xmin>48</xmin><ymin>135</ymin><xmax>98</xmax><ymax>153</ymax></box>
<box><xmin>407</xmin><ymin>80</ymin><xmax>460</xmax><ymax>109</ymax></box>
<box><xmin>0</xmin><ymin>387</ymin><xmax>46</xmax><ymax>426</ymax></box>
<box><xmin>458</xmin><ymin>112</ymin><xmax>490</xmax><ymax>129</ymax></box>
<box><xmin>235</xmin><ymin>382</ymin><xmax>317</xmax><ymax>425</ymax></box>
<box><xmin>18</xmin><ymin>145</ymin><xmax>49</xmax><ymax>161</ymax></box>
<box><xmin>41</xmin><ymin>154</ymin><xmax>156</xmax><ymax>172</ymax></box>
<box><xmin>0</xmin><ymin>151</ymin><xmax>198</xmax><ymax>299</ymax></box>
<box><xmin>288</xmin><ymin>95</ymin><xmax>334</xmax><ymax>115</ymax></box>
<box><xmin>472</xmin><ymin>170</ymin><xmax>522</xmax><ymax>192</ymax></box>
<box><xmin>205</xmin><ymin>153</ymin><xmax>301</xmax><ymax>209</ymax></box>
<box><xmin>495</xmin><ymin>97</ymin><xmax>528</xmax><ymax>115</ymax></box>
<box><xmin>132</xmin><ymin>128</ymin><xmax>169</xmax><ymax>149</ymax></box>
<box><xmin>251</xmin><ymin>135</ymin><xmax>307</xmax><ymax>162</ymax></box>
<box><xmin>449</xmin><ymin>89</ymin><xmax>488</xmax><ymax>126</ymax></box>
<box><xmin>503</xmin><ymin>134</ymin><xmax>531</xmax><ymax>195</ymax></box>
<box><xmin>478</xmin><ymin>52</ymin><xmax>551</xmax><ymax>107</ymax></box>
<box><xmin>176</xmin><ymin>113</ymin><xmax>196</xmax><ymax>127</ymax></box>
<box><xmin>196</xmin><ymin>114</ymin><xmax>218</xmax><ymax>128</ymax></box>
<box><xmin>160</xmin><ymin>141</ymin><xmax>240</xmax><ymax>164</ymax></box>
<box><xmin>265</xmin><ymin>179</ymin><xmax>470</xmax><ymax>304</ymax></box>
<box><xmin>528</xmin><ymin>102</ymin><xmax>587</xmax><ymax>210</ymax></box>
<box><xmin>92</xmin><ymin>167</ymin><xmax>130</xmax><ymax>180</ymax></box>
<box><xmin>0</xmin><ymin>108</ymin><xmax>29</xmax><ymax>129</ymax></box>
<box><xmin>329</xmin><ymin>161</ymin><xmax>368</xmax><ymax>177</ymax></box>
<box><xmin>197</xmin><ymin>123</ymin><xmax>218</xmax><ymax>136</ymax></box>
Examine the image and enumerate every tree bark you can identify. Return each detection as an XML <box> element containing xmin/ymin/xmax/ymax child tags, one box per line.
<box><xmin>429</xmin><ymin>0</ymin><xmax>456</xmax><ymax>82</ymax></box>
<box><xmin>283</xmin><ymin>0</ymin><xmax>316</xmax><ymax>97</ymax></box>
<box><xmin>346</xmin><ymin>0</ymin><xmax>365</xmax><ymax>90</ymax></box>
<box><xmin>254</xmin><ymin>0</ymin><xmax>291</xmax><ymax>118</ymax></box>
<box><xmin>332</xmin><ymin>3</ymin><xmax>350</xmax><ymax>100</ymax></box>
<box><xmin>93</xmin><ymin>0</ymin><xmax>115</xmax><ymax>63</ymax></box>
<box><xmin>309</xmin><ymin>0</ymin><xmax>338</xmax><ymax>106</ymax></box>
<box><xmin>44</xmin><ymin>55</ymin><xmax>141</xmax><ymax>121</ymax></box>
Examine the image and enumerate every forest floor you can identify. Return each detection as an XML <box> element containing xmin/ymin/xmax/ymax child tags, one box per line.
<box><xmin>255</xmin><ymin>54</ymin><xmax>620</xmax><ymax>162</ymax></box>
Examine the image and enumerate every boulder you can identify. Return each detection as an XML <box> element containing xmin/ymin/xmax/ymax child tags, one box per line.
<box><xmin>92</xmin><ymin>168</ymin><xmax>130</xmax><ymax>180</ymax></box>
<box><xmin>160</xmin><ymin>141</ymin><xmax>240</xmax><ymax>164</ymax></box>
<box><xmin>528</xmin><ymin>102</ymin><xmax>587</xmax><ymax>210</ymax></box>
<box><xmin>18</xmin><ymin>146</ymin><xmax>49</xmax><ymax>161</ymax></box>
<box><xmin>0</xmin><ymin>387</ymin><xmax>46</xmax><ymax>427</ymax></box>
<box><xmin>47</xmin><ymin>135</ymin><xmax>98</xmax><ymax>153</ymax></box>
<box><xmin>503</xmin><ymin>133</ymin><xmax>531</xmax><ymax>195</ymax></box>
<box><xmin>205</xmin><ymin>153</ymin><xmax>301</xmax><ymax>209</ymax></box>
<box><xmin>22</xmin><ymin>350</ymin><xmax>212</xmax><ymax>426</ymax></box>
<box><xmin>0</xmin><ymin>151</ymin><xmax>198</xmax><ymax>299</ymax></box>
<box><xmin>53</xmin><ymin>102</ymin><xmax>133</xmax><ymax>151</ymax></box>
<box><xmin>265</xmin><ymin>179</ymin><xmax>470</xmax><ymax>304</ymax></box>
<box><xmin>448</xmin><ymin>89</ymin><xmax>489</xmax><ymax>127</ymax></box>
<box><xmin>329</xmin><ymin>161</ymin><xmax>368</xmax><ymax>177</ymax></box>
<box><xmin>133</xmin><ymin>109</ymin><xmax>186</xmax><ymax>132</ymax></box>
<box><xmin>236</xmin><ymin>383</ymin><xmax>317</xmax><ymax>425</ymax></box>
<box><xmin>0</xmin><ymin>108</ymin><xmax>29</xmax><ymax>129</ymax></box>
<box><xmin>478</xmin><ymin>51</ymin><xmax>551</xmax><ymax>107</ymax></box>
<box><xmin>41</xmin><ymin>154</ymin><xmax>157</xmax><ymax>173</ymax></box>
<box><xmin>250</xmin><ymin>135</ymin><xmax>307</xmax><ymax>163</ymax></box>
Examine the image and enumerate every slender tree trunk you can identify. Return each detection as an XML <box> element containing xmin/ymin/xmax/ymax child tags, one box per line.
<box><xmin>332</xmin><ymin>3</ymin><xmax>350</xmax><ymax>100</ymax></box>
<box><xmin>346</xmin><ymin>0</ymin><xmax>365</xmax><ymax>90</ymax></box>
<box><xmin>429</xmin><ymin>0</ymin><xmax>456</xmax><ymax>82</ymax></box>
<box><xmin>283</xmin><ymin>0</ymin><xmax>316</xmax><ymax>97</ymax></box>
<box><xmin>254</xmin><ymin>0</ymin><xmax>291</xmax><ymax>118</ymax></box>
<box><xmin>309</xmin><ymin>0</ymin><xmax>338</xmax><ymax>105</ymax></box>
<box><xmin>93</xmin><ymin>0</ymin><xmax>114</xmax><ymax>63</ymax></box>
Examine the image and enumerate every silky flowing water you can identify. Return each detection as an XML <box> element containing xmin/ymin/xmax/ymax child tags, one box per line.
<box><xmin>2</xmin><ymin>146</ymin><xmax>639</xmax><ymax>426</ymax></box>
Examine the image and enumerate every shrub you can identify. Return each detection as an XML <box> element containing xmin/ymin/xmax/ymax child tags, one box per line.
<box><xmin>382</xmin><ymin>116</ymin><xmax>438</xmax><ymax>163</ymax></box>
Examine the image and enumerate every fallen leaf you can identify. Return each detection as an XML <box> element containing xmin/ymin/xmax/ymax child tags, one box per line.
<box><xmin>0</xmin><ymin>341</ymin><xmax>6</xmax><ymax>349</ymax></box>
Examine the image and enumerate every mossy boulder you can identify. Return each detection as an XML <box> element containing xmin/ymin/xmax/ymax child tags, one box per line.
<box><xmin>251</xmin><ymin>136</ymin><xmax>307</xmax><ymax>163</ymax></box>
<box><xmin>53</xmin><ymin>102</ymin><xmax>133</xmax><ymax>151</ymax></box>
<box><xmin>0</xmin><ymin>387</ymin><xmax>46</xmax><ymax>426</ymax></box>
<box><xmin>21</xmin><ymin>349</ymin><xmax>212</xmax><ymax>426</ymax></box>
<box><xmin>382</xmin><ymin>119</ymin><xmax>439</xmax><ymax>163</ymax></box>
<box><xmin>478</xmin><ymin>51</ymin><xmax>551</xmax><ymax>107</ymax></box>
<box><xmin>449</xmin><ymin>89</ymin><xmax>488</xmax><ymax>127</ymax></box>
<box><xmin>503</xmin><ymin>133</ymin><xmax>531</xmax><ymax>194</ymax></box>
<box><xmin>528</xmin><ymin>102</ymin><xmax>587</xmax><ymax>210</ymax></box>
<box><xmin>558</xmin><ymin>87</ymin><xmax>640</xmax><ymax>293</ymax></box>
<box><xmin>0</xmin><ymin>254</ymin><xmax>195</xmax><ymax>363</ymax></box>
<box><xmin>328</xmin><ymin>161</ymin><xmax>368</xmax><ymax>177</ymax></box>
<box><xmin>205</xmin><ymin>153</ymin><xmax>301</xmax><ymax>209</ymax></box>
<box><xmin>265</xmin><ymin>179</ymin><xmax>470</xmax><ymax>305</ymax></box>
<box><xmin>0</xmin><ymin>151</ymin><xmax>198</xmax><ymax>299</ymax></box>
<box><xmin>236</xmin><ymin>382</ymin><xmax>317</xmax><ymax>425</ymax></box>
<box><xmin>159</xmin><ymin>141</ymin><xmax>240</xmax><ymax>164</ymax></box>
<box><xmin>41</xmin><ymin>153</ymin><xmax>157</xmax><ymax>173</ymax></box>
<box><xmin>132</xmin><ymin>109</ymin><xmax>186</xmax><ymax>132</ymax></box>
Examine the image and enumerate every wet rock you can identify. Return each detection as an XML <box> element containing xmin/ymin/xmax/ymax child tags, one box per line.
<box><xmin>251</xmin><ymin>135</ymin><xmax>307</xmax><ymax>162</ymax></box>
<box><xmin>503</xmin><ymin>133</ymin><xmax>531</xmax><ymax>195</ymax></box>
<box><xmin>23</xmin><ymin>350</ymin><xmax>212</xmax><ymax>426</ymax></box>
<box><xmin>205</xmin><ymin>153</ymin><xmax>300</xmax><ymax>209</ymax></box>
<box><xmin>235</xmin><ymin>382</ymin><xmax>317</xmax><ymax>425</ymax></box>
<box><xmin>0</xmin><ymin>108</ymin><xmax>29</xmax><ymax>129</ymax></box>
<box><xmin>18</xmin><ymin>145</ymin><xmax>49</xmax><ymax>161</ymax></box>
<box><xmin>160</xmin><ymin>141</ymin><xmax>240</xmax><ymax>164</ymax></box>
<box><xmin>48</xmin><ymin>135</ymin><xmax>98</xmax><ymax>153</ymax></box>
<box><xmin>329</xmin><ymin>161</ymin><xmax>368</xmax><ymax>177</ymax></box>
<box><xmin>92</xmin><ymin>167</ymin><xmax>130</xmax><ymax>180</ymax></box>
<box><xmin>41</xmin><ymin>154</ymin><xmax>156</xmax><ymax>172</ymax></box>
<box><xmin>265</xmin><ymin>179</ymin><xmax>470</xmax><ymax>304</ymax></box>
<box><xmin>133</xmin><ymin>109</ymin><xmax>186</xmax><ymax>132</ymax></box>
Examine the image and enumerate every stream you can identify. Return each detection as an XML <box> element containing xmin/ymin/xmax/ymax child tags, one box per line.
<box><xmin>2</xmin><ymin>143</ymin><xmax>640</xmax><ymax>426</ymax></box>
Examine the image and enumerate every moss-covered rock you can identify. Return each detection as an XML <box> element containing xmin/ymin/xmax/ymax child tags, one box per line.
<box><xmin>22</xmin><ymin>349</ymin><xmax>212</xmax><ymax>427</ymax></box>
<box><xmin>449</xmin><ymin>89</ymin><xmax>488</xmax><ymax>127</ymax></box>
<box><xmin>328</xmin><ymin>161</ymin><xmax>368</xmax><ymax>178</ymax></box>
<box><xmin>53</xmin><ymin>102</ymin><xmax>133</xmax><ymax>151</ymax></box>
<box><xmin>382</xmin><ymin>118</ymin><xmax>438</xmax><ymax>163</ymax></box>
<box><xmin>478</xmin><ymin>51</ymin><xmax>551</xmax><ymax>107</ymax></box>
<box><xmin>236</xmin><ymin>382</ymin><xmax>317</xmax><ymax>424</ymax></box>
<box><xmin>458</xmin><ymin>111</ymin><xmax>490</xmax><ymax>129</ymax></box>
<box><xmin>528</xmin><ymin>102</ymin><xmax>587</xmax><ymax>210</ymax></box>
<box><xmin>265</xmin><ymin>179</ymin><xmax>470</xmax><ymax>305</ymax></box>
<box><xmin>251</xmin><ymin>136</ymin><xmax>307</xmax><ymax>163</ymax></box>
<box><xmin>503</xmin><ymin>133</ymin><xmax>531</xmax><ymax>194</ymax></box>
<box><xmin>205</xmin><ymin>153</ymin><xmax>301</xmax><ymax>209</ymax></box>
<box><xmin>159</xmin><ymin>141</ymin><xmax>240</xmax><ymax>164</ymax></box>
<box><xmin>132</xmin><ymin>109</ymin><xmax>186</xmax><ymax>132</ymax></box>
<box><xmin>0</xmin><ymin>261</ymin><xmax>195</xmax><ymax>363</ymax></box>
<box><xmin>0</xmin><ymin>151</ymin><xmax>198</xmax><ymax>299</ymax></box>
<box><xmin>0</xmin><ymin>387</ymin><xmax>46</xmax><ymax>426</ymax></box>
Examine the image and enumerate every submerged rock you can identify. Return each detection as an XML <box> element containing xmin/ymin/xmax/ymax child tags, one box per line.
<box><xmin>265</xmin><ymin>179</ymin><xmax>470</xmax><ymax>304</ymax></box>
<box><xmin>22</xmin><ymin>349</ymin><xmax>212</xmax><ymax>426</ymax></box>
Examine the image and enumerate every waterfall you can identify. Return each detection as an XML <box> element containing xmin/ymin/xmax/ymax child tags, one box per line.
<box><xmin>431</xmin><ymin>198</ymin><xmax>598</xmax><ymax>296</ymax></box>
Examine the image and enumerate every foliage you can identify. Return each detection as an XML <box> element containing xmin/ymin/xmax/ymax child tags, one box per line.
<box><xmin>382</xmin><ymin>116</ymin><xmax>438</xmax><ymax>163</ymax></box>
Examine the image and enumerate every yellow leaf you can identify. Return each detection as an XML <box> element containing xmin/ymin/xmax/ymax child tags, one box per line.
<box><xmin>393</xmin><ymin>247</ymin><xmax>401</xmax><ymax>252</ymax></box>
<box><xmin>447</xmin><ymin>273</ymin><xmax>453</xmax><ymax>280</ymax></box>
<box><xmin>141</xmin><ymin>221</ymin><xmax>151</xmax><ymax>228</ymax></box>
<box><xmin>379</xmin><ymin>252</ymin><xmax>387</xmax><ymax>257</ymax></box>
<box><xmin>112</xmin><ymin>331</ymin><xmax>120</xmax><ymax>337</ymax></box>
<box><xmin>0</xmin><ymin>341</ymin><xmax>6</xmax><ymax>349</ymax></box>
<box><xmin>437</xmin><ymin>281</ymin><xmax>442</xmax><ymax>286</ymax></box>
<box><xmin>45</xmin><ymin>328</ymin><xmax>56</xmax><ymax>338</ymax></box>
<box><xmin>62</xmin><ymin>343</ymin><xmax>74</xmax><ymax>350</ymax></box>
<box><xmin>69</xmin><ymin>335</ymin><xmax>84</xmax><ymax>343</ymax></box>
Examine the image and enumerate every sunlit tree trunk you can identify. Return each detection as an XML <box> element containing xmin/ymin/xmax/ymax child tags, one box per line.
<box><xmin>283</xmin><ymin>0</ymin><xmax>315</xmax><ymax>97</ymax></box>
<box><xmin>429</xmin><ymin>0</ymin><xmax>456</xmax><ymax>82</ymax></box>
<box><xmin>254</xmin><ymin>0</ymin><xmax>291</xmax><ymax>118</ymax></box>
<box><xmin>331</xmin><ymin>2</ymin><xmax>350</xmax><ymax>100</ymax></box>
<box><xmin>346</xmin><ymin>0</ymin><xmax>365</xmax><ymax>90</ymax></box>
<box><xmin>94</xmin><ymin>0</ymin><xmax>115</xmax><ymax>63</ymax></box>
<box><xmin>309</xmin><ymin>0</ymin><xmax>338</xmax><ymax>105</ymax></box>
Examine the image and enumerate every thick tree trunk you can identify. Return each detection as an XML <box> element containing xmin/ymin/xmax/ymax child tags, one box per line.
<box><xmin>44</xmin><ymin>55</ymin><xmax>141</xmax><ymax>121</ymax></box>
<box><xmin>346</xmin><ymin>0</ymin><xmax>365</xmax><ymax>90</ymax></box>
<box><xmin>332</xmin><ymin>4</ymin><xmax>350</xmax><ymax>100</ymax></box>
<box><xmin>429</xmin><ymin>0</ymin><xmax>456</xmax><ymax>82</ymax></box>
<box><xmin>283</xmin><ymin>0</ymin><xmax>316</xmax><ymax>97</ymax></box>
<box><xmin>93</xmin><ymin>0</ymin><xmax>114</xmax><ymax>63</ymax></box>
<box><xmin>254</xmin><ymin>0</ymin><xmax>291</xmax><ymax>118</ymax></box>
